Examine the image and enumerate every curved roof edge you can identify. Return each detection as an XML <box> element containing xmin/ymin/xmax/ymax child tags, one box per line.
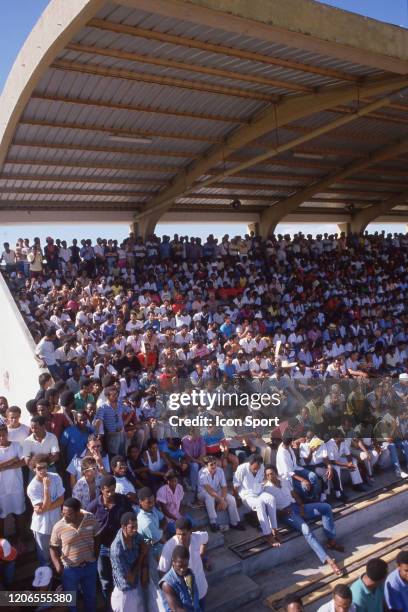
<box><xmin>0</xmin><ymin>0</ymin><xmax>105</xmax><ymax>168</ymax></box>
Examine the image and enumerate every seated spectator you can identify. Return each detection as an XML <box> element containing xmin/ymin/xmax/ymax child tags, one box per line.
<box><xmin>27</xmin><ymin>454</ymin><xmax>65</xmax><ymax>565</ymax></box>
<box><xmin>110</xmin><ymin>511</ymin><xmax>149</xmax><ymax>612</ymax></box>
<box><xmin>72</xmin><ymin>456</ymin><xmax>100</xmax><ymax>509</ymax></box>
<box><xmin>276</xmin><ymin>432</ymin><xmax>320</xmax><ymax>502</ymax></box>
<box><xmin>142</xmin><ymin>438</ymin><xmax>169</xmax><ymax>492</ymax></box>
<box><xmin>202</xmin><ymin>425</ymin><xmax>239</xmax><ymax>472</ymax></box>
<box><xmin>299</xmin><ymin>434</ymin><xmax>342</xmax><ymax>502</ymax></box>
<box><xmin>111</xmin><ymin>454</ymin><xmax>138</xmax><ymax>505</ymax></box>
<box><xmin>125</xmin><ymin>443</ymin><xmax>149</xmax><ymax>488</ymax></box>
<box><xmin>181</xmin><ymin>428</ymin><xmax>206</xmax><ymax>501</ymax></box>
<box><xmin>50</xmin><ymin>497</ymin><xmax>99</xmax><ymax>612</ymax></box>
<box><xmin>156</xmin><ymin>470</ymin><xmax>186</xmax><ymax>535</ymax></box>
<box><xmin>60</xmin><ymin>411</ymin><xmax>94</xmax><ymax>465</ymax></box>
<box><xmin>350</xmin><ymin>557</ymin><xmax>388</xmax><ymax>612</ymax></box>
<box><xmin>326</xmin><ymin>431</ymin><xmax>365</xmax><ymax>495</ymax></box>
<box><xmin>22</xmin><ymin>416</ymin><xmax>60</xmax><ymax>474</ymax></box>
<box><xmin>0</xmin><ymin>426</ymin><xmax>26</xmax><ymax>550</ymax></box>
<box><xmin>160</xmin><ymin>545</ymin><xmax>202</xmax><ymax>612</ymax></box>
<box><xmin>384</xmin><ymin>549</ymin><xmax>408</xmax><ymax>612</ymax></box>
<box><xmin>198</xmin><ymin>456</ymin><xmax>244</xmax><ymax>533</ymax></box>
<box><xmin>74</xmin><ymin>378</ymin><xmax>95</xmax><ymax>413</ymax></box>
<box><xmin>158</xmin><ymin>517</ymin><xmax>209</xmax><ymax>607</ymax></box>
<box><xmin>263</xmin><ymin>465</ymin><xmax>344</xmax><ymax>576</ymax></box>
<box><xmin>317</xmin><ymin>584</ymin><xmax>355</xmax><ymax>612</ymax></box>
<box><xmin>162</xmin><ymin>438</ymin><xmax>190</xmax><ymax>483</ymax></box>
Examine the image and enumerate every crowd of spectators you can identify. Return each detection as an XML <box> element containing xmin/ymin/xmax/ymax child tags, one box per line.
<box><xmin>0</xmin><ymin>229</ymin><xmax>407</xmax><ymax>611</ymax></box>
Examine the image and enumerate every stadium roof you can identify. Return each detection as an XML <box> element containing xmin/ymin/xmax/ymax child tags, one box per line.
<box><xmin>1</xmin><ymin>0</ymin><xmax>408</xmax><ymax>236</ymax></box>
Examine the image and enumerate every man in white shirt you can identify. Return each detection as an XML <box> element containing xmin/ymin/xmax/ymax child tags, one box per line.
<box><xmin>158</xmin><ymin>517</ymin><xmax>209</xmax><ymax>606</ymax></box>
<box><xmin>317</xmin><ymin>584</ymin><xmax>356</xmax><ymax>612</ymax></box>
<box><xmin>22</xmin><ymin>416</ymin><xmax>60</xmax><ymax>470</ymax></box>
<box><xmin>264</xmin><ymin>465</ymin><xmax>344</xmax><ymax>576</ymax></box>
<box><xmin>233</xmin><ymin>454</ymin><xmax>280</xmax><ymax>546</ymax></box>
<box><xmin>276</xmin><ymin>433</ymin><xmax>320</xmax><ymax>501</ymax></box>
<box><xmin>198</xmin><ymin>457</ymin><xmax>244</xmax><ymax>532</ymax></box>
<box><xmin>35</xmin><ymin>327</ymin><xmax>61</xmax><ymax>380</ymax></box>
<box><xmin>326</xmin><ymin>432</ymin><xmax>364</xmax><ymax>494</ymax></box>
<box><xmin>27</xmin><ymin>454</ymin><xmax>65</xmax><ymax>565</ymax></box>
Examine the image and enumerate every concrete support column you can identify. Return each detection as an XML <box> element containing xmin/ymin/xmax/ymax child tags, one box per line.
<box><xmin>132</xmin><ymin>212</ymin><xmax>162</xmax><ymax>239</ymax></box>
<box><xmin>247</xmin><ymin>222</ymin><xmax>260</xmax><ymax>236</ymax></box>
<box><xmin>337</xmin><ymin>222</ymin><xmax>351</xmax><ymax>235</ymax></box>
<box><xmin>259</xmin><ymin>207</ymin><xmax>283</xmax><ymax>239</ymax></box>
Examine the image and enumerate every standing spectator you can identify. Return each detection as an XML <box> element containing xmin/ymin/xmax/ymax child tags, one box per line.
<box><xmin>94</xmin><ymin>386</ymin><xmax>131</xmax><ymax>456</ymax></box>
<box><xmin>158</xmin><ymin>517</ymin><xmax>209</xmax><ymax>607</ymax></box>
<box><xmin>384</xmin><ymin>550</ymin><xmax>408</xmax><ymax>611</ymax></box>
<box><xmin>137</xmin><ymin>487</ymin><xmax>167</xmax><ymax>559</ymax></box>
<box><xmin>110</xmin><ymin>512</ymin><xmax>149</xmax><ymax>612</ymax></box>
<box><xmin>198</xmin><ymin>456</ymin><xmax>244</xmax><ymax>533</ymax></box>
<box><xmin>67</xmin><ymin>434</ymin><xmax>110</xmax><ymax>488</ymax></box>
<box><xmin>0</xmin><ymin>242</ymin><xmax>16</xmax><ymax>273</ymax></box>
<box><xmin>6</xmin><ymin>405</ymin><xmax>30</xmax><ymax>447</ymax></box>
<box><xmin>0</xmin><ymin>426</ymin><xmax>26</xmax><ymax>550</ymax></box>
<box><xmin>317</xmin><ymin>584</ymin><xmax>355</xmax><ymax>611</ymax></box>
<box><xmin>22</xmin><ymin>416</ymin><xmax>60</xmax><ymax>473</ymax></box>
<box><xmin>27</xmin><ymin>454</ymin><xmax>64</xmax><ymax>565</ymax></box>
<box><xmin>35</xmin><ymin>328</ymin><xmax>61</xmax><ymax>381</ymax></box>
<box><xmin>233</xmin><ymin>454</ymin><xmax>279</xmax><ymax>546</ymax></box>
<box><xmin>111</xmin><ymin>455</ymin><xmax>138</xmax><ymax>505</ymax></box>
<box><xmin>50</xmin><ymin>497</ymin><xmax>99</xmax><ymax>612</ymax></box>
<box><xmin>87</xmin><ymin>475</ymin><xmax>132</xmax><ymax>605</ymax></box>
<box><xmin>160</xmin><ymin>546</ymin><xmax>202</xmax><ymax>612</ymax></box>
<box><xmin>60</xmin><ymin>412</ymin><xmax>93</xmax><ymax>465</ymax></box>
<box><xmin>72</xmin><ymin>456</ymin><xmax>100</xmax><ymax>509</ymax></box>
<box><xmin>350</xmin><ymin>557</ymin><xmax>388</xmax><ymax>612</ymax></box>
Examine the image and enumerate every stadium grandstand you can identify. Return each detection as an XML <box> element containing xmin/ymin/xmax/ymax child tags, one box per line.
<box><xmin>0</xmin><ymin>1</ymin><xmax>408</xmax><ymax>611</ymax></box>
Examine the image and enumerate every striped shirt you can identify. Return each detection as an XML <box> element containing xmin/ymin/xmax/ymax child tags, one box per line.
<box><xmin>50</xmin><ymin>511</ymin><xmax>99</xmax><ymax>567</ymax></box>
<box><xmin>94</xmin><ymin>401</ymin><xmax>130</xmax><ymax>434</ymax></box>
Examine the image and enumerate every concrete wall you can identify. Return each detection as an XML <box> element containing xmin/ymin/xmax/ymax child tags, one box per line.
<box><xmin>0</xmin><ymin>273</ymin><xmax>45</xmax><ymax>423</ymax></box>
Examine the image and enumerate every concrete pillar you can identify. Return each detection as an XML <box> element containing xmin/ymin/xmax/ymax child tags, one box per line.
<box><xmin>132</xmin><ymin>212</ymin><xmax>162</xmax><ymax>239</ymax></box>
<box><xmin>259</xmin><ymin>208</ymin><xmax>281</xmax><ymax>239</ymax></box>
<box><xmin>247</xmin><ymin>222</ymin><xmax>260</xmax><ymax>236</ymax></box>
<box><xmin>337</xmin><ymin>222</ymin><xmax>351</xmax><ymax>236</ymax></box>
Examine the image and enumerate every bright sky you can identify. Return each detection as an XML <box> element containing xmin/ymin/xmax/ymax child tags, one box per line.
<box><xmin>0</xmin><ymin>0</ymin><xmax>407</xmax><ymax>244</ymax></box>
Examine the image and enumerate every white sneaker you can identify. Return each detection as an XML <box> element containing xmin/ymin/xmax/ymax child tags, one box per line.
<box><xmin>399</xmin><ymin>471</ymin><xmax>408</xmax><ymax>478</ymax></box>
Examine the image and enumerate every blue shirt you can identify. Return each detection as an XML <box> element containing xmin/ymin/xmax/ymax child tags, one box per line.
<box><xmin>110</xmin><ymin>529</ymin><xmax>143</xmax><ymax>591</ymax></box>
<box><xmin>384</xmin><ymin>568</ymin><xmax>408</xmax><ymax>611</ymax></box>
<box><xmin>160</xmin><ymin>567</ymin><xmax>201</xmax><ymax>612</ymax></box>
<box><xmin>137</xmin><ymin>507</ymin><xmax>164</xmax><ymax>545</ymax></box>
<box><xmin>95</xmin><ymin>401</ymin><xmax>129</xmax><ymax>434</ymax></box>
<box><xmin>219</xmin><ymin>322</ymin><xmax>235</xmax><ymax>338</ymax></box>
<box><xmin>60</xmin><ymin>425</ymin><xmax>93</xmax><ymax>464</ymax></box>
<box><xmin>351</xmin><ymin>575</ymin><xmax>384</xmax><ymax>612</ymax></box>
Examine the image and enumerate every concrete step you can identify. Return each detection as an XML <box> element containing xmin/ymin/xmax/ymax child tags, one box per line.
<box><xmin>207</xmin><ymin>547</ymin><xmax>243</xmax><ymax>584</ymax></box>
<box><xmin>206</xmin><ymin>574</ymin><xmax>261</xmax><ymax>612</ymax></box>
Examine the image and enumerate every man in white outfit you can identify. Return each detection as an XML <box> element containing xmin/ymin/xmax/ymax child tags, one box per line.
<box><xmin>198</xmin><ymin>457</ymin><xmax>245</xmax><ymax>532</ymax></box>
<box><xmin>233</xmin><ymin>454</ymin><xmax>281</xmax><ymax>547</ymax></box>
<box><xmin>326</xmin><ymin>431</ymin><xmax>364</xmax><ymax>494</ymax></box>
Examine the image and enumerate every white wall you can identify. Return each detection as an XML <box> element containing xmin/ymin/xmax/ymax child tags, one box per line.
<box><xmin>0</xmin><ymin>273</ymin><xmax>45</xmax><ymax>423</ymax></box>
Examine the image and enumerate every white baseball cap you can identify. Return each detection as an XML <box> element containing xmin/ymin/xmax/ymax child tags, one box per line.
<box><xmin>32</xmin><ymin>566</ymin><xmax>53</xmax><ymax>588</ymax></box>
